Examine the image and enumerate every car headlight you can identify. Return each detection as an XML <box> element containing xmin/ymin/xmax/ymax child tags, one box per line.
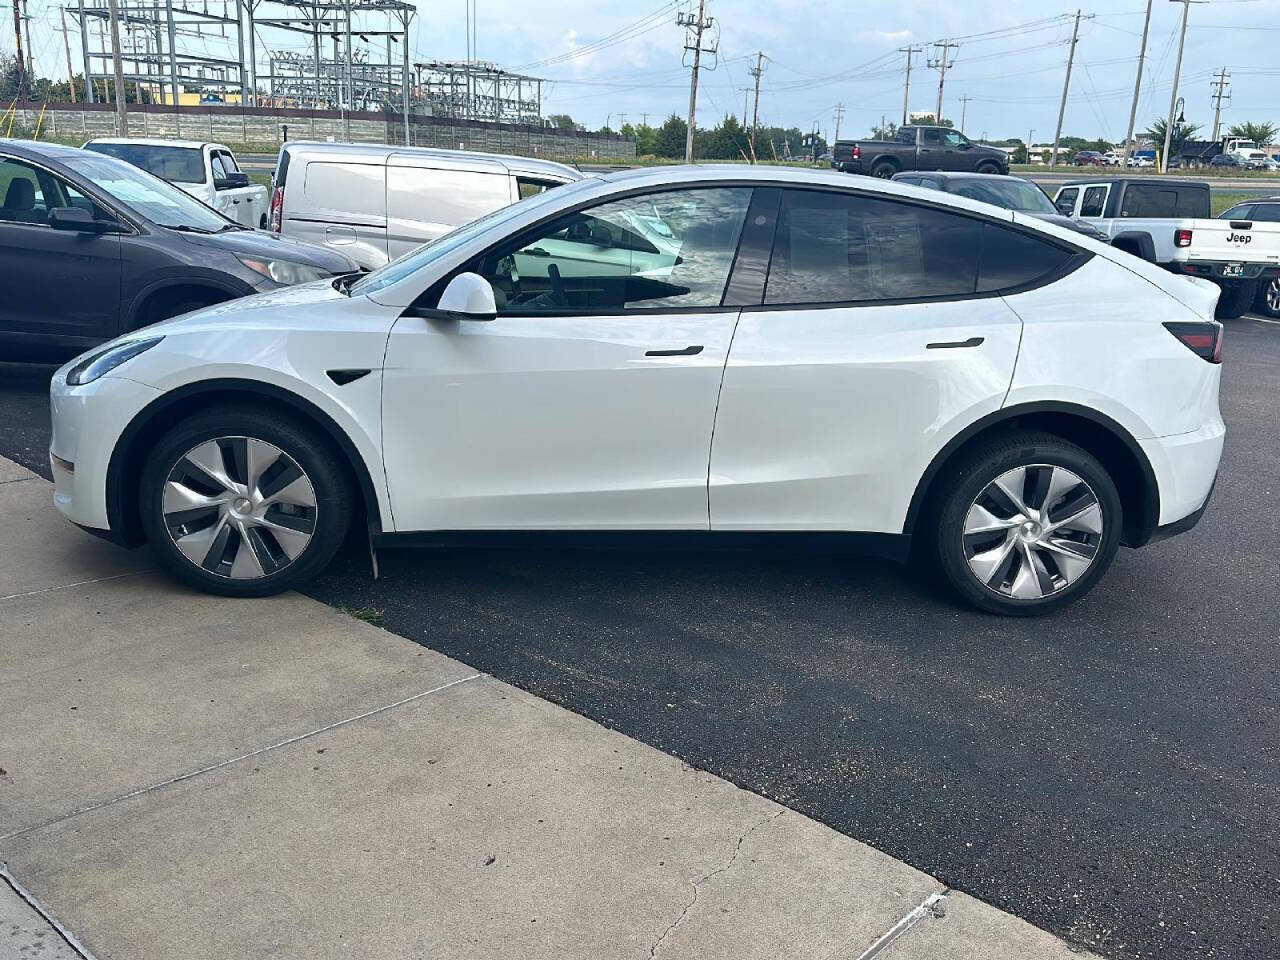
<box><xmin>65</xmin><ymin>337</ymin><xmax>164</xmax><ymax>386</ymax></box>
<box><xmin>237</xmin><ymin>255</ymin><xmax>331</xmax><ymax>286</ymax></box>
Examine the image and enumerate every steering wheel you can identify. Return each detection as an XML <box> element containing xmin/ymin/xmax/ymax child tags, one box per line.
<box><xmin>547</xmin><ymin>263</ymin><xmax>568</xmax><ymax>307</ymax></box>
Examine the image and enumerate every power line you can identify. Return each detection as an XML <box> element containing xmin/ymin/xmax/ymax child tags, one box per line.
<box><xmin>927</xmin><ymin>39</ymin><xmax>958</xmax><ymax>122</ymax></box>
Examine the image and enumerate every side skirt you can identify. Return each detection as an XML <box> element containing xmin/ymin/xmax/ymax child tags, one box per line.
<box><xmin>369</xmin><ymin>529</ymin><xmax>912</xmax><ymax>562</ymax></box>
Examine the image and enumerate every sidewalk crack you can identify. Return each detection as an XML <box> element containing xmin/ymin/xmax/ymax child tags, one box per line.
<box><xmin>647</xmin><ymin>809</ymin><xmax>783</xmax><ymax>959</ymax></box>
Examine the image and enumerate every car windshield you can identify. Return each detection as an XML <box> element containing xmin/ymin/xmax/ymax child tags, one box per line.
<box><xmin>84</xmin><ymin>142</ymin><xmax>205</xmax><ymax>183</ymax></box>
<box><xmin>948</xmin><ymin>178</ymin><xmax>1056</xmax><ymax>214</ymax></box>
<box><xmin>64</xmin><ymin>153</ymin><xmax>231</xmax><ymax>232</ymax></box>
<box><xmin>351</xmin><ymin>180</ymin><xmax>594</xmax><ymax>296</ymax></box>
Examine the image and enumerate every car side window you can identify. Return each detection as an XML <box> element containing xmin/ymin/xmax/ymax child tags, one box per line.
<box><xmin>977</xmin><ymin>223</ymin><xmax>1076</xmax><ymax>293</ymax></box>
<box><xmin>763</xmin><ymin>189</ymin><xmax>981</xmax><ymax>305</ymax></box>
<box><xmin>210</xmin><ymin>154</ymin><xmax>228</xmax><ymax>181</ymax></box>
<box><xmin>1054</xmin><ymin>187</ymin><xmax>1079</xmax><ymax>216</ymax></box>
<box><xmin>0</xmin><ymin>157</ymin><xmax>48</xmax><ymax>225</ymax></box>
<box><xmin>475</xmin><ymin>187</ymin><xmax>752</xmax><ymax>314</ymax></box>
<box><xmin>1079</xmin><ymin>186</ymin><xmax>1107</xmax><ymax>218</ymax></box>
<box><xmin>218</xmin><ymin>151</ymin><xmax>240</xmax><ymax>173</ymax></box>
<box><xmin>1220</xmin><ymin>204</ymin><xmax>1255</xmax><ymax>220</ymax></box>
<box><xmin>922</xmin><ymin>129</ymin><xmax>944</xmax><ymax>146</ymax></box>
<box><xmin>516</xmin><ymin>178</ymin><xmax>561</xmax><ymax>200</ymax></box>
<box><xmin>944</xmin><ymin>131</ymin><xmax>967</xmax><ymax>147</ymax></box>
<box><xmin>1250</xmin><ymin>204</ymin><xmax>1280</xmax><ymax>222</ymax></box>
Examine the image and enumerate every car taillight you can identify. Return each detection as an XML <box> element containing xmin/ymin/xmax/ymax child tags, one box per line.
<box><xmin>852</xmin><ymin>145</ymin><xmax>861</xmax><ymax>160</ymax></box>
<box><xmin>1164</xmin><ymin>321</ymin><xmax>1222</xmax><ymax>363</ymax></box>
<box><xmin>1174</xmin><ymin>228</ymin><xmax>1193</xmax><ymax>248</ymax></box>
<box><xmin>268</xmin><ymin>186</ymin><xmax>284</xmax><ymax>233</ymax></box>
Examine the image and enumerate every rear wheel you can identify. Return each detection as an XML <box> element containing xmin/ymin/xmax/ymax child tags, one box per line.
<box><xmin>1254</xmin><ymin>277</ymin><xmax>1280</xmax><ymax>318</ymax></box>
<box><xmin>933</xmin><ymin>433</ymin><xmax>1122</xmax><ymax>616</ymax></box>
<box><xmin>871</xmin><ymin>160</ymin><xmax>898</xmax><ymax>179</ymax></box>
<box><xmin>139</xmin><ymin>407</ymin><xmax>351</xmax><ymax>597</ymax></box>
<box><xmin>1215</xmin><ymin>279</ymin><xmax>1256</xmax><ymax>319</ymax></box>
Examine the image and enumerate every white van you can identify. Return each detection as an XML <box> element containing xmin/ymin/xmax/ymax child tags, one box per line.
<box><xmin>267</xmin><ymin>142</ymin><xmax>580</xmax><ymax>269</ymax></box>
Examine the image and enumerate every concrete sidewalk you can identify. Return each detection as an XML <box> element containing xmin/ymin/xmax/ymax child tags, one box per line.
<box><xmin>0</xmin><ymin>455</ymin><xmax>1093</xmax><ymax>960</ymax></box>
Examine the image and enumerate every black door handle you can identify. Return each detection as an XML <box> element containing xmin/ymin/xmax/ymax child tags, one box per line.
<box><xmin>644</xmin><ymin>345</ymin><xmax>704</xmax><ymax>357</ymax></box>
<box><xmin>926</xmin><ymin>336</ymin><xmax>985</xmax><ymax>350</ymax></box>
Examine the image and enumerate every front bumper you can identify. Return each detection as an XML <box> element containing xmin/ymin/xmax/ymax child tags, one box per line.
<box><xmin>50</xmin><ymin>368</ymin><xmax>162</xmax><ymax>536</ymax></box>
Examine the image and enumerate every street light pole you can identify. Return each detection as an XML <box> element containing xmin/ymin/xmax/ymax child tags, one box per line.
<box><xmin>1161</xmin><ymin>0</ymin><xmax>1191</xmax><ymax>173</ymax></box>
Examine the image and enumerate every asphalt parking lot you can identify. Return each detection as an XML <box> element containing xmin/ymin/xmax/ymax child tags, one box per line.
<box><xmin>2</xmin><ymin>314</ymin><xmax>1277</xmax><ymax>960</ymax></box>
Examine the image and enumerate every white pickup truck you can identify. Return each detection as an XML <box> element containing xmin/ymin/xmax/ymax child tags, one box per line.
<box><xmin>82</xmin><ymin>138</ymin><xmax>269</xmax><ymax>229</ymax></box>
<box><xmin>1052</xmin><ymin>178</ymin><xmax>1280</xmax><ymax>318</ymax></box>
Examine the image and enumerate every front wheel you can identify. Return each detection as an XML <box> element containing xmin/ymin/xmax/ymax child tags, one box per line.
<box><xmin>933</xmin><ymin>434</ymin><xmax>1122</xmax><ymax>616</ymax></box>
<box><xmin>976</xmin><ymin>162</ymin><xmax>1001</xmax><ymax>175</ymax></box>
<box><xmin>139</xmin><ymin>407</ymin><xmax>351</xmax><ymax>597</ymax></box>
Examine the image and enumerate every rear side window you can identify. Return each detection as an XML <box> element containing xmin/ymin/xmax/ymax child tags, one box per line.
<box><xmin>1119</xmin><ymin>184</ymin><xmax>1209</xmax><ymax>218</ymax></box>
<box><xmin>978</xmin><ymin>223</ymin><xmax>1076</xmax><ymax>293</ymax></box>
<box><xmin>1252</xmin><ymin>204</ymin><xmax>1280</xmax><ymax>222</ymax></box>
<box><xmin>764</xmin><ymin>190</ymin><xmax>981</xmax><ymax>305</ymax></box>
<box><xmin>84</xmin><ymin>142</ymin><xmax>204</xmax><ymax>183</ymax></box>
<box><xmin>1079</xmin><ymin>185</ymin><xmax>1107</xmax><ymax>218</ymax></box>
<box><xmin>516</xmin><ymin>178</ymin><xmax>561</xmax><ymax>200</ymax></box>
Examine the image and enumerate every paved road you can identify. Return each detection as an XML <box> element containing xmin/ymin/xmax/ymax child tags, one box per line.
<box><xmin>2</xmin><ymin>316</ymin><xmax>1277</xmax><ymax>960</ymax></box>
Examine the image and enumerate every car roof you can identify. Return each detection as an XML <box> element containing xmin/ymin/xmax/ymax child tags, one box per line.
<box><xmin>0</xmin><ymin>139</ymin><xmax>87</xmax><ymax>162</ymax></box>
<box><xmin>891</xmin><ymin>171</ymin><xmax>1029</xmax><ymax>183</ymax></box>
<box><xmin>85</xmin><ymin>137</ymin><xmax>214</xmax><ymax>149</ymax></box>
<box><xmin>280</xmin><ymin>141</ymin><xmax>580</xmax><ymax>180</ymax></box>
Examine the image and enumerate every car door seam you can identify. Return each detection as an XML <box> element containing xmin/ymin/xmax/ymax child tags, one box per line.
<box><xmin>998</xmin><ymin>295</ymin><xmax>1027</xmax><ymax>409</ymax></box>
<box><xmin>705</xmin><ymin>309</ymin><xmax>744</xmax><ymax>531</ymax></box>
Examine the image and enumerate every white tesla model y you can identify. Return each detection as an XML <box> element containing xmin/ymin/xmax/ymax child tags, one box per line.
<box><xmin>49</xmin><ymin>166</ymin><xmax>1224</xmax><ymax>615</ymax></box>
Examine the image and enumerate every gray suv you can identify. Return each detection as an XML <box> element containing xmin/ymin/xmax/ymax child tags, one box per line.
<box><xmin>0</xmin><ymin>140</ymin><xmax>358</xmax><ymax>362</ymax></box>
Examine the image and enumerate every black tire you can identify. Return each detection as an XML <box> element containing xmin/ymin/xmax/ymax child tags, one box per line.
<box><xmin>1215</xmin><ymin>279</ymin><xmax>1256</xmax><ymax>319</ymax></box>
<box><xmin>932</xmin><ymin>432</ymin><xmax>1123</xmax><ymax>616</ymax></box>
<box><xmin>139</xmin><ymin>405</ymin><xmax>352</xmax><ymax>597</ymax></box>
<box><xmin>1254</xmin><ymin>277</ymin><xmax>1280</xmax><ymax>318</ymax></box>
<box><xmin>871</xmin><ymin>160</ymin><xmax>898</xmax><ymax>179</ymax></box>
<box><xmin>976</xmin><ymin>161</ymin><xmax>1001</xmax><ymax>175</ymax></box>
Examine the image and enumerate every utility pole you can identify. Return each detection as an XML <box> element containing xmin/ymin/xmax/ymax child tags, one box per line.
<box><xmin>748</xmin><ymin>50</ymin><xmax>764</xmax><ymax>163</ymax></box>
<box><xmin>105</xmin><ymin>0</ymin><xmax>129</xmax><ymax>134</ymax></box>
<box><xmin>21</xmin><ymin>0</ymin><xmax>35</xmax><ymax>87</ymax></box>
<box><xmin>62</xmin><ymin>7</ymin><xmax>79</xmax><ymax>102</ymax></box>
<box><xmin>1210</xmin><ymin>65</ymin><xmax>1230</xmax><ymax>141</ymax></box>
<box><xmin>1121</xmin><ymin>0</ymin><xmax>1153</xmax><ymax>165</ymax></box>
<box><xmin>928</xmin><ymin>40</ymin><xmax>958</xmax><ymax>124</ymax></box>
<box><xmin>1161</xmin><ymin>0</ymin><xmax>1191</xmax><ymax>173</ymax></box>
<box><xmin>1050</xmin><ymin>10</ymin><xmax>1084</xmax><ymax>169</ymax></box>
<box><xmin>11</xmin><ymin>0</ymin><xmax>26</xmax><ymax>100</ymax></box>
<box><xmin>833</xmin><ymin>102</ymin><xmax>845</xmax><ymax>143</ymax></box>
<box><xmin>678</xmin><ymin>0</ymin><xmax>715</xmax><ymax>164</ymax></box>
<box><xmin>898</xmin><ymin>44</ymin><xmax>922</xmax><ymax>126</ymax></box>
<box><xmin>1027</xmin><ymin>129</ymin><xmax>1035</xmax><ymax>164</ymax></box>
<box><xmin>959</xmin><ymin>95</ymin><xmax>971</xmax><ymax>133</ymax></box>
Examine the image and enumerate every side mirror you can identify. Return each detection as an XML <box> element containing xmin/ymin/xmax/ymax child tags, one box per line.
<box><xmin>214</xmin><ymin>172</ymin><xmax>250</xmax><ymax>190</ymax></box>
<box><xmin>48</xmin><ymin>207</ymin><xmax>122</xmax><ymax>233</ymax></box>
<box><xmin>435</xmin><ymin>272</ymin><xmax>497</xmax><ymax>320</ymax></box>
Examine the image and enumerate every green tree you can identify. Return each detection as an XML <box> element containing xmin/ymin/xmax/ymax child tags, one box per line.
<box><xmin>700</xmin><ymin>114</ymin><xmax>751</xmax><ymax>160</ymax></box>
<box><xmin>870</xmin><ymin>120</ymin><xmax>897</xmax><ymax>141</ymax></box>
<box><xmin>546</xmin><ymin>113</ymin><xmax>582</xmax><ymax>132</ymax></box>
<box><xmin>908</xmin><ymin>114</ymin><xmax>953</xmax><ymax>128</ymax></box>
<box><xmin>654</xmin><ymin>114</ymin><xmax>688</xmax><ymax>159</ymax></box>
<box><xmin>1227</xmin><ymin>121</ymin><xmax>1278</xmax><ymax>146</ymax></box>
<box><xmin>1145</xmin><ymin>117</ymin><xmax>1202</xmax><ymax>156</ymax></box>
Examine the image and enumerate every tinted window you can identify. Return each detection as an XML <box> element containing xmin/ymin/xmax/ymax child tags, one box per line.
<box><xmin>478</xmin><ymin>187</ymin><xmax>751</xmax><ymax>313</ymax></box>
<box><xmin>517</xmin><ymin>177</ymin><xmax>561</xmax><ymax>200</ymax></box>
<box><xmin>1219</xmin><ymin>203</ymin><xmax>1255</xmax><ymax>220</ymax></box>
<box><xmin>978</xmin><ymin>223</ymin><xmax>1075</xmax><ymax>292</ymax></box>
<box><xmin>1054</xmin><ymin>187</ymin><xmax>1078</xmax><ymax>215</ymax></box>
<box><xmin>1080</xmin><ymin>185</ymin><xmax>1107</xmax><ymax>217</ymax></box>
<box><xmin>0</xmin><ymin>157</ymin><xmax>47</xmax><ymax>225</ymax></box>
<box><xmin>84</xmin><ymin>142</ymin><xmax>205</xmax><ymax>183</ymax></box>
<box><xmin>896</xmin><ymin>128</ymin><xmax>915</xmax><ymax>144</ymax></box>
<box><xmin>922</xmin><ymin>129</ymin><xmax>944</xmax><ymax>146</ymax></box>
<box><xmin>948</xmin><ymin>178</ymin><xmax>1055</xmax><ymax>214</ymax></box>
<box><xmin>1119</xmin><ymin>184</ymin><xmax>1208</xmax><ymax>218</ymax></box>
<box><xmin>1251</xmin><ymin>204</ymin><xmax>1280</xmax><ymax>222</ymax></box>
<box><xmin>764</xmin><ymin>190</ymin><xmax>980</xmax><ymax>305</ymax></box>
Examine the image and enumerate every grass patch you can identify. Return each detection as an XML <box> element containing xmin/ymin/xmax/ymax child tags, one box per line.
<box><xmin>1211</xmin><ymin>192</ymin><xmax>1259</xmax><ymax>216</ymax></box>
<box><xmin>338</xmin><ymin>606</ymin><xmax>385</xmax><ymax>626</ymax></box>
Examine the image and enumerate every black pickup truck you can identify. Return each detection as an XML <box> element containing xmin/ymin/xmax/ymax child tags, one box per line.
<box><xmin>832</xmin><ymin>126</ymin><xmax>1009</xmax><ymax>179</ymax></box>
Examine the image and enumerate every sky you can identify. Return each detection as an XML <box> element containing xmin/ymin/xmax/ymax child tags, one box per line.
<box><xmin>10</xmin><ymin>0</ymin><xmax>1280</xmax><ymax>143</ymax></box>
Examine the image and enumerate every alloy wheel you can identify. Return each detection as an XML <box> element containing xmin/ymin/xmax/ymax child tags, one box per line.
<box><xmin>962</xmin><ymin>464</ymin><xmax>1103</xmax><ymax>601</ymax></box>
<box><xmin>161</xmin><ymin>436</ymin><xmax>318</xmax><ymax>579</ymax></box>
<box><xmin>1267</xmin><ymin>278</ymin><xmax>1280</xmax><ymax>315</ymax></box>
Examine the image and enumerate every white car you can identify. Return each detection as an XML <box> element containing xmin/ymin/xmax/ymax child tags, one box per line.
<box><xmin>48</xmin><ymin>166</ymin><xmax>1225</xmax><ymax>615</ymax></box>
<box><xmin>83</xmin><ymin>138</ymin><xmax>268</xmax><ymax>229</ymax></box>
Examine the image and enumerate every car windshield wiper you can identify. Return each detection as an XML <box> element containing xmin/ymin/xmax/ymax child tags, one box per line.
<box><xmin>332</xmin><ymin>272</ymin><xmax>360</xmax><ymax>296</ymax></box>
<box><xmin>162</xmin><ymin>223</ymin><xmax>217</xmax><ymax>234</ymax></box>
